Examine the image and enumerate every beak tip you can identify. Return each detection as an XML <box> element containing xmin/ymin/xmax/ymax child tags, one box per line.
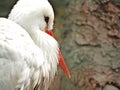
<box><xmin>59</xmin><ymin>51</ymin><xmax>71</xmax><ymax>78</ymax></box>
<box><xmin>68</xmin><ymin>74</ymin><xmax>71</xmax><ymax>78</ymax></box>
<box><xmin>67</xmin><ymin>70</ymin><xmax>71</xmax><ymax>78</ymax></box>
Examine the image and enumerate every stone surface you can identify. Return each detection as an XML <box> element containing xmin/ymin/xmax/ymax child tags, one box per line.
<box><xmin>54</xmin><ymin>0</ymin><xmax>120</xmax><ymax>90</ymax></box>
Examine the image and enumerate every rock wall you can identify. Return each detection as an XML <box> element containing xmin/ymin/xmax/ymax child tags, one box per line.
<box><xmin>55</xmin><ymin>0</ymin><xmax>120</xmax><ymax>90</ymax></box>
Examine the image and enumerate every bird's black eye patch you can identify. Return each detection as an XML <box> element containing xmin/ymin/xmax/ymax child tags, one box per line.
<box><xmin>44</xmin><ymin>16</ymin><xmax>49</xmax><ymax>24</ymax></box>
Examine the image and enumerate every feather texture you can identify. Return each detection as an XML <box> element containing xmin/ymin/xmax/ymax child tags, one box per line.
<box><xmin>0</xmin><ymin>18</ymin><xmax>58</xmax><ymax>90</ymax></box>
<box><xmin>0</xmin><ymin>0</ymin><xmax>59</xmax><ymax>89</ymax></box>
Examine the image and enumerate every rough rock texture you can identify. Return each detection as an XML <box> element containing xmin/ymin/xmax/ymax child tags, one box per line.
<box><xmin>50</xmin><ymin>0</ymin><xmax>120</xmax><ymax>90</ymax></box>
<box><xmin>0</xmin><ymin>0</ymin><xmax>120</xmax><ymax>90</ymax></box>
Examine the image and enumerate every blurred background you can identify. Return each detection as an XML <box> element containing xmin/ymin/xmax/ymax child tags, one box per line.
<box><xmin>0</xmin><ymin>0</ymin><xmax>120</xmax><ymax>90</ymax></box>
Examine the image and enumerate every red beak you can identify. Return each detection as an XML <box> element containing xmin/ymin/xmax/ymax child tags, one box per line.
<box><xmin>45</xmin><ymin>29</ymin><xmax>71</xmax><ymax>78</ymax></box>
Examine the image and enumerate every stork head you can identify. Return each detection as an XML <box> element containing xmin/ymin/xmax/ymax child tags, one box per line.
<box><xmin>8</xmin><ymin>0</ymin><xmax>70</xmax><ymax>78</ymax></box>
<box><xmin>8</xmin><ymin>0</ymin><xmax>54</xmax><ymax>31</ymax></box>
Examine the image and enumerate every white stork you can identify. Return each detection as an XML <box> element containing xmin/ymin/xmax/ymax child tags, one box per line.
<box><xmin>0</xmin><ymin>0</ymin><xmax>70</xmax><ymax>90</ymax></box>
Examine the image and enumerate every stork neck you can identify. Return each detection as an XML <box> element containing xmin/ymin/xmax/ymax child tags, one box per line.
<box><xmin>29</xmin><ymin>28</ymin><xmax>58</xmax><ymax>79</ymax></box>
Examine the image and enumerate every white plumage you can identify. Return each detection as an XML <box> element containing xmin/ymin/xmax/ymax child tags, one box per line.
<box><xmin>0</xmin><ymin>0</ymin><xmax>60</xmax><ymax>90</ymax></box>
<box><xmin>0</xmin><ymin>18</ymin><xmax>46</xmax><ymax>90</ymax></box>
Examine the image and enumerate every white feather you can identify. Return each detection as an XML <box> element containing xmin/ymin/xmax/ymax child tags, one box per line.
<box><xmin>0</xmin><ymin>0</ymin><xmax>59</xmax><ymax>89</ymax></box>
<box><xmin>0</xmin><ymin>18</ymin><xmax>46</xmax><ymax>90</ymax></box>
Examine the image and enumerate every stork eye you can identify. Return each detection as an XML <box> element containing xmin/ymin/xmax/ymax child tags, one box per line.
<box><xmin>44</xmin><ymin>16</ymin><xmax>49</xmax><ymax>24</ymax></box>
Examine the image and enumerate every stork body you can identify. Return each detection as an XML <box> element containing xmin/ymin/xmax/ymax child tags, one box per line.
<box><xmin>0</xmin><ymin>18</ymin><xmax>58</xmax><ymax>90</ymax></box>
<box><xmin>0</xmin><ymin>18</ymin><xmax>47</xmax><ymax>90</ymax></box>
<box><xmin>0</xmin><ymin>0</ymin><xmax>70</xmax><ymax>90</ymax></box>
